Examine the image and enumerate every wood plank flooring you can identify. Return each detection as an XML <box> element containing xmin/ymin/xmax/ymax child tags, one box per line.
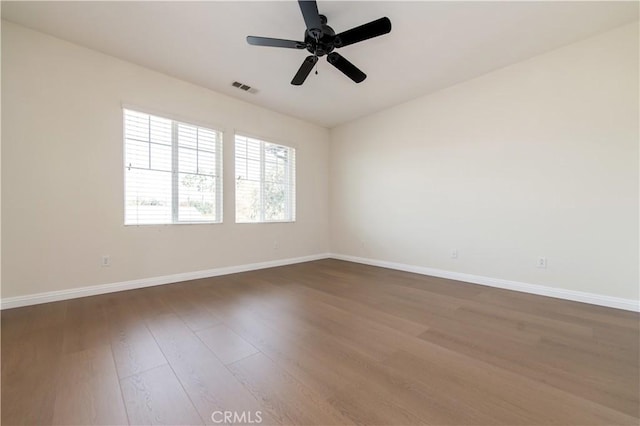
<box><xmin>2</xmin><ymin>259</ymin><xmax>638</xmax><ymax>425</ymax></box>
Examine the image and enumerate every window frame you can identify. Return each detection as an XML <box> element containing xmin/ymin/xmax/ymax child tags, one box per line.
<box><xmin>123</xmin><ymin>107</ymin><xmax>224</xmax><ymax>226</ymax></box>
<box><xmin>234</xmin><ymin>133</ymin><xmax>296</xmax><ymax>224</ymax></box>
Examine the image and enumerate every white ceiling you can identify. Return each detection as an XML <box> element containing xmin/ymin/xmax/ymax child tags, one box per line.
<box><xmin>2</xmin><ymin>1</ymin><xmax>638</xmax><ymax>128</ymax></box>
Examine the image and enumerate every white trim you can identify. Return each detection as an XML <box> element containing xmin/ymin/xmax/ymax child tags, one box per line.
<box><xmin>0</xmin><ymin>253</ymin><xmax>331</xmax><ymax>310</ymax></box>
<box><xmin>3</xmin><ymin>253</ymin><xmax>638</xmax><ymax>312</ymax></box>
<box><xmin>329</xmin><ymin>253</ymin><xmax>640</xmax><ymax>312</ymax></box>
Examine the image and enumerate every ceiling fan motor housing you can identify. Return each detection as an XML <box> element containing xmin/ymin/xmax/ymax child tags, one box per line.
<box><xmin>304</xmin><ymin>16</ymin><xmax>336</xmax><ymax>56</ymax></box>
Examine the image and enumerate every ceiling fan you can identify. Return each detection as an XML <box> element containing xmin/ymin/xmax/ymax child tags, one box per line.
<box><xmin>246</xmin><ymin>0</ymin><xmax>391</xmax><ymax>85</ymax></box>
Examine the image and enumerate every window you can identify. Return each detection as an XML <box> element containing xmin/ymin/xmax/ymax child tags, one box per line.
<box><xmin>124</xmin><ymin>109</ymin><xmax>222</xmax><ymax>225</ymax></box>
<box><xmin>235</xmin><ymin>134</ymin><xmax>296</xmax><ymax>223</ymax></box>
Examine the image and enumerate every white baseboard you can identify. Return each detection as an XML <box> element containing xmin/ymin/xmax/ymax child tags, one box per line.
<box><xmin>0</xmin><ymin>253</ymin><xmax>331</xmax><ymax>310</ymax></box>
<box><xmin>3</xmin><ymin>252</ymin><xmax>638</xmax><ymax>312</ymax></box>
<box><xmin>330</xmin><ymin>253</ymin><xmax>640</xmax><ymax>312</ymax></box>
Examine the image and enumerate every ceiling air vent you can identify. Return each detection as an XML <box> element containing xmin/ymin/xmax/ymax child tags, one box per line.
<box><xmin>231</xmin><ymin>81</ymin><xmax>258</xmax><ymax>94</ymax></box>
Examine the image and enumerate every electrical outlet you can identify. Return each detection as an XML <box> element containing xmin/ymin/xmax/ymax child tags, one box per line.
<box><xmin>451</xmin><ymin>249</ymin><xmax>458</xmax><ymax>259</ymax></box>
<box><xmin>273</xmin><ymin>240</ymin><xmax>279</xmax><ymax>250</ymax></box>
<box><xmin>537</xmin><ymin>257</ymin><xmax>547</xmax><ymax>269</ymax></box>
<box><xmin>101</xmin><ymin>255</ymin><xmax>111</xmax><ymax>267</ymax></box>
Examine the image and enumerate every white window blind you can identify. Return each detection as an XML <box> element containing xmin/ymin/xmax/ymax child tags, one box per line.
<box><xmin>124</xmin><ymin>109</ymin><xmax>222</xmax><ymax>225</ymax></box>
<box><xmin>235</xmin><ymin>134</ymin><xmax>296</xmax><ymax>223</ymax></box>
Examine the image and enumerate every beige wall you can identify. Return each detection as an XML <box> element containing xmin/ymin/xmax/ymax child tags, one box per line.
<box><xmin>3</xmin><ymin>20</ymin><xmax>638</xmax><ymax>304</ymax></box>
<box><xmin>330</xmin><ymin>22</ymin><xmax>639</xmax><ymax>301</ymax></box>
<box><xmin>1</xmin><ymin>21</ymin><xmax>330</xmax><ymax>299</ymax></box>
<box><xmin>0</xmin><ymin>18</ymin><xmax>3</xmax><ymax>292</ymax></box>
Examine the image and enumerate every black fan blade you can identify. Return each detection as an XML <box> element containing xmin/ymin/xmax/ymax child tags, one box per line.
<box><xmin>334</xmin><ymin>17</ymin><xmax>391</xmax><ymax>48</ymax></box>
<box><xmin>327</xmin><ymin>52</ymin><xmax>366</xmax><ymax>83</ymax></box>
<box><xmin>298</xmin><ymin>0</ymin><xmax>323</xmax><ymax>38</ymax></box>
<box><xmin>291</xmin><ymin>55</ymin><xmax>318</xmax><ymax>86</ymax></box>
<box><xmin>247</xmin><ymin>36</ymin><xmax>305</xmax><ymax>49</ymax></box>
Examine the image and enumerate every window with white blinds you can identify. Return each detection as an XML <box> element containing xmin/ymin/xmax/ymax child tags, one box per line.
<box><xmin>124</xmin><ymin>109</ymin><xmax>222</xmax><ymax>225</ymax></box>
<box><xmin>235</xmin><ymin>134</ymin><xmax>296</xmax><ymax>223</ymax></box>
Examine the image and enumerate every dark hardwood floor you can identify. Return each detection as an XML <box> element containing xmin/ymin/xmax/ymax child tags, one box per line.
<box><xmin>2</xmin><ymin>259</ymin><xmax>639</xmax><ymax>425</ymax></box>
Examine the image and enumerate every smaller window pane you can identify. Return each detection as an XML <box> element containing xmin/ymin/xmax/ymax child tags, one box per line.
<box><xmin>247</xmin><ymin>159</ymin><xmax>261</xmax><ymax>181</ymax></box>
<box><xmin>277</xmin><ymin>159</ymin><xmax>286</xmax><ymax>178</ymax></box>
<box><xmin>264</xmin><ymin>160</ymin><xmax>278</xmax><ymax>183</ymax></box>
<box><xmin>125</xmin><ymin>169</ymin><xmax>172</xmax><ymax>224</ymax></box>
<box><xmin>178</xmin><ymin>173</ymin><xmax>217</xmax><ymax>222</ymax></box>
<box><xmin>264</xmin><ymin>148</ymin><xmax>276</xmax><ymax>163</ymax></box>
<box><xmin>234</xmin><ymin>134</ymin><xmax>295</xmax><ymax>223</ymax></box>
<box><xmin>150</xmin><ymin>143</ymin><xmax>171</xmax><ymax>171</ymax></box>
<box><xmin>125</xmin><ymin>111</ymin><xmax>150</xmax><ymax>141</ymax></box>
<box><xmin>178</xmin><ymin>124</ymin><xmax>198</xmax><ymax>148</ymax></box>
<box><xmin>198</xmin><ymin>129</ymin><xmax>217</xmax><ymax>152</ymax></box>
<box><xmin>236</xmin><ymin>179</ymin><xmax>261</xmax><ymax>222</ymax></box>
<box><xmin>125</xmin><ymin>139</ymin><xmax>149</xmax><ymax>169</ymax></box>
<box><xmin>235</xmin><ymin>139</ymin><xmax>247</xmax><ymax>159</ymax></box>
<box><xmin>198</xmin><ymin>151</ymin><xmax>216</xmax><ymax>176</ymax></box>
<box><xmin>150</xmin><ymin>116</ymin><xmax>172</xmax><ymax>145</ymax></box>
<box><xmin>264</xmin><ymin>182</ymin><xmax>285</xmax><ymax>221</ymax></box>
<box><xmin>236</xmin><ymin>156</ymin><xmax>247</xmax><ymax>180</ymax></box>
<box><xmin>178</xmin><ymin>147</ymin><xmax>197</xmax><ymax>174</ymax></box>
<box><xmin>247</xmin><ymin>139</ymin><xmax>261</xmax><ymax>160</ymax></box>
